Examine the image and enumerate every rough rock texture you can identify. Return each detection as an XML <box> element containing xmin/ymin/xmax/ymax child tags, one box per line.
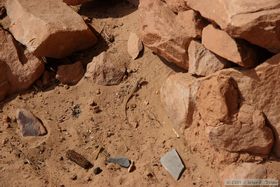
<box><xmin>187</xmin><ymin>0</ymin><xmax>280</xmax><ymax>53</ymax></box>
<box><xmin>127</xmin><ymin>32</ymin><xmax>143</xmax><ymax>60</ymax></box>
<box><xmin>140</xmin><ymin>0</ymin><xmax>203</xmax><ymax>69</ymax></box>
<box><xmin>161</xmin><ymin>73</ymin><xmax>199</xmax><ymax>130</ymax></box>
<box><xmin>202</xmin><ymin>25</ymin><xmax>257</xmax><ymax>68</ymax></box>
<box><xmin>6</xmin><ymin>0</ymin><xmax>97</xmax><ymax>58</ymax></box>
<box><xmin>16</xmin><ymin>108</ymin><xmax>47</xmax><ymax>136</ymax></box>
<box><xmin>63</xmin><ymin>0</ymin><xmax>87</xmax><ymax>6</ymax></box>
<box><xmin>164</xmin><ymin>0</ymin><xmax>189</xmax><ymax>13</ymax></box>
<box><xmin>196</xmin><ymin>73</ymin><xmax>273</xmax><ymax>155</ymax></box>
<box><xmin>208</xmin><ymin>54</ymin><xmax>280</xmax><ymax>156</ymax></box>
<box><xmin>209</xmin><ymin>107</ymin><xmax>274</xmax><ymax>155</ymax></box>
<box><xmin>188</xmin><ymin>40</ymin><xmax>229</xmax><ymax>76</ymax></box>
<box><xmin>85</xmin><ymin>52</ymin><xmax>126</xmax><ymax>86</ymax></box>
<box><xmin>221</xmin><ymin>163</ymin><xmax>267</xmax><ymax>187</ymax></box>
<box><xmin>0</xmin><ymin>29</ymin><xmax>44</xmax><ymax>101</ymax></box>
<box><xmin>196</xmin><ymin>75</ymin><xmax>240</xmax><ymax>126</ymax></box>
<box><xmin>56</xmin><ymin>60</ymin><xmax>85</xmax><ymax>85</ymax></box>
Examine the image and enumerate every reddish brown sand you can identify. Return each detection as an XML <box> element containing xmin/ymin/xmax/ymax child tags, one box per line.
<box><xmin>1</xmin><ymin>1</ymin><xmax>280</xmax><ymax>187</ymax></box>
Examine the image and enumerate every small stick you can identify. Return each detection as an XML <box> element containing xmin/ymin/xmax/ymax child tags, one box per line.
<box><xmin>66</xmin><ymin>150</ymin><xmax>93</xmax><ymax>169</ymax></box>
<box><xmin>172</xmin><ymin>128</ymin><xmax>180</xmax><ymax>138</ymax></box>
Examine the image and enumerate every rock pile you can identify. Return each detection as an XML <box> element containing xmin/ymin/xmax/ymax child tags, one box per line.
<box><xmin>140</xmin><ymin>0</ymin><xmax>280</xmax><ymax>184</ymax></box>
<box><xmin>0</xmin><ymin>0</ymin><xmax>97</xmax><ymax>101</ymax></box>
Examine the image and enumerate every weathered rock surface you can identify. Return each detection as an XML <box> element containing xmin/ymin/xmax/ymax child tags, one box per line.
<box><xmin>56</xmin><ymin>60</ymin><xmax>85</xmax><ymax>85</ymax></box>
<box><xmin>127</xmin><ymin>32</ymin><xmax>143</xmax><ymax>60</ymax></box>
<box><xmin>165</xmin><ymin>0</ymin><xmax>189</xmax><ymax>13</ymax></box>
<box><xmin>196</xmin><ymin>75</ymin><xmax>240</xmax><ymax>126</ymax></box>
<box><xmin>63</xmin><ymin>0</ymin><xmax>87</xmax><ymax>6</ymax></box>
<box><xmin>16</xmin><ymin>108</ymin><xmax>47</xmax><ymax>136</ymax></box>
<box><xmin>221</xmin><ymin>163</ymin><xmax>267</xmax><ymax>187</ymax></box>
<box><xmin>210</xmin><ymin>54</ymin><xmax>280</xmax><ymax>156</ymax></box>
<box><xmin>161</xmin><ymin>73</ymin><xmax>199</xmax><ymax>130</ymax></box>
<box><xmin>187</xmin><ymin>0</ymin><xmax>280</xmax><ymax>53</ymax></box>
<box><xmin>208</xmin><ymin>106</ymin><xmax>274</xmax><ymax>155</ymax></box>
<box><xmin>188</xmin><ymin>40</ymin><xmax>229</xmax><ymax>76</ymax></box>
<box><xmin>0</xmin><ymin>29</ymin><xmax>44</xmax><ymax>101</ymax></box>
<box><xmin>140</xmin><ymin>0</ymin><xmax>203</xmax><ymax>69</ymax></box>
<box><xmin>195</xmin><ymin>54</ymin><xmax>280</xmax><ymax>156</ymax></box>
<box><xmin>202</xmin><ymin>25</ymin><xmax>257</xmax><ymax>68</ymax></box>
<box><xmin>6</xmin><ymin>0</ymin><xmax>97</xmax><ymax>58</ymax></box>
<box><xmin>85</xmin><ymin>52</ymin><xmax>126</xmax><ymax>86</ymax></box>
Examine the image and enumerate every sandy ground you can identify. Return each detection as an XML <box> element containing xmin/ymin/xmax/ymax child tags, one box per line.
<box><xmin>0</xmin><ymin>1</ymin><xmax>265</xmax><ymax>187</ymax></box>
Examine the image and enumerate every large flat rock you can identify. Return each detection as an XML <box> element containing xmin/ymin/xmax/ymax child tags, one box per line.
<box><xmin>6</xmin><ymin>0</ymin><xmax>97</xmax><ymax>58</ymax></box>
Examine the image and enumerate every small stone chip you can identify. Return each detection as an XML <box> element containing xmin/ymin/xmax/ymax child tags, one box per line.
<box><xmin>107</xmin><ymin>157</ymin><xmax>131</xmax><ymax>168</ymax></box>
<box><xmin>93</xmin><ymin>167</ymin><xmax>102</xmax><ymax>175</ymax></box>
<box><xmin>16</xmin><ymin>108</ymin><xmax>47</xmax><ymax>136</ymax></box>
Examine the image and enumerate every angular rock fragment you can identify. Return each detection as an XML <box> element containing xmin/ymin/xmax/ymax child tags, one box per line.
<box><xmin>107</xmin><ymin>157</ymin><xmax>131</xmax><ymax>168</ymax></box>
<box><xmin>188</xmin><ymin>40</ymin><xmax>229</xmax><ymax>76</ymax></box>
<box><xmin>202</xmin><ymin>25</ymin><xmax>257</xmax><ymax>68</ymax></box>
<box><xmin>160</xmin><ymin>149</ymin><xmax>185</xmax><ymax>180</ymax></box>
<box><xmin>6</xmin><ymin>0</ymin><xmax>97</xmax><ymax>58</ymax></box>
<box><xmin>66</xmin><ymin>150</ymin><xmax>93</xmax><ymax>169</ymax></box>
<box><xmin>85</xmin><ymin>52</ymin><xmax>126</xmax><ymax>86</ymax></box>
<box><xmin>140</xmin><ymin>0</ymin><xmax>203</xmax><ymax>69</ymax></box>
<box><xmin>16</xmin><ymin>109</ymin><xmax>47</xmax><ymax>136</ymax></box>
<box><xmin>187</xmin><ymin>0</ymin><xmax>280</xmax><ymax>53</ymax></box>
<box><xmin>161</xmin><ymin>73</ymin><xmax>199</xmax><ymax>130</ymax></box>
<box><xmin>56</xmin><ymin>60</ymin><xmax>85</xmax><ymax>85</ymax></box>
<box><xmin>127</xmin><ymin>32</ymin><xmax>143</xmax><ymax>60</ymax></box>
<box><xmin>0</xmin><ymin>29</ymin><xmax>44</xmax><ymax>101</ymax></box>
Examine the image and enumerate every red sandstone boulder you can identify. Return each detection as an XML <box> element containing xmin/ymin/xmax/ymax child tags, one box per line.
<box><xmin>85</xmin><ymin>52</ymin><xmax>127</xmax><ymax>86</ymax></box>
<box><xmin>140</xmin><ymin>0</ymin><xmax>203</xmax><ymax>69</ymax></box>
<box><xmin>208</xmin><ymin>107</ymin><xmax>274</xmax><ymax>155</ymax></box>
<box><xmin>0</xmin><ymin>29</ymin><xmax>44</xmax><ymax>101</ymax></box>
<box><xmin>160</xmin><ymin>73</ymin><xmax>199</xmax><ymax>130</ymax></box>
<box><xmin>6</xmin><ymin>0</ymin><xmax>97</xmax><ymax>58</ymax></box>
<box><xmin>187</xmin><ymin>0</ymin><xmax>280</xmax><ymax>53</ymax></box>
<box><xmin>198</xmin><ymin>54</ymin><xmax>280</xmax><ymax>156</ymax></box>
<box><xmin>196</xmin><ymin>75</ymin><xmax>239</xmax><ymax>126</ymax></box>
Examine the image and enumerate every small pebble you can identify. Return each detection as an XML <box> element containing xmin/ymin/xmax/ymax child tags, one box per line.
<box><xmin>93</xmin><ymin>167</ymin><xmax>102</xmax><ymax>175</ymax></box>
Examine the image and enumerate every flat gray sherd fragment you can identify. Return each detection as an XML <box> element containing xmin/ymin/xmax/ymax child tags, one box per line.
<box><xmin>107</xmin><ymin>157</ymin><xmax>131</xmax><ymax>168</ymax></box>
<box><xmin>160</xmin><ymin>149</ymin><xmax>185</xmax><ymax>180</ymax></box>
